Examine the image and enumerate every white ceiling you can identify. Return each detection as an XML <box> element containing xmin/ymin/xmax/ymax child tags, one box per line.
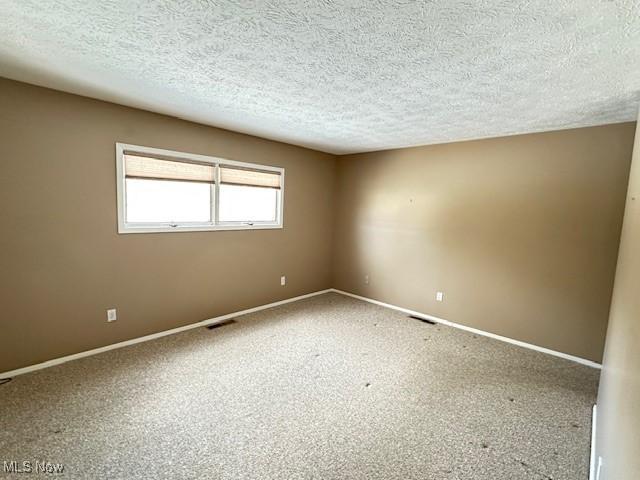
<box><xmin>1</xmin><ymin>1</ymin><xmax>639</xmax><ymax>154</ymax></box>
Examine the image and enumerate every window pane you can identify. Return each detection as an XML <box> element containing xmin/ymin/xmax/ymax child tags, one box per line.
<box><xmin>125</xmin><ymin>178</ymin><xmax>211</xmax><ymax>223</ymax></box>
<box><xmin>219</xmin><ymin>184</ymin><xmax>278</xmax><ymax>223</ymax></box>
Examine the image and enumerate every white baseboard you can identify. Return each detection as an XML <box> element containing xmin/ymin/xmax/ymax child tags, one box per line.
<box><xmin>330</xmin><ymin>288</ymin><xmax>602</xmax><ymax>369</ymax></box>
<box><xmin>0</xmin><ymin>289</ymin><xmax>332</xmax><ymax>379</ymax></box>
<box><xmin>1</xmin><ymin>287</ymin><xmax>601</xmax><ymax>379</ymax></box>
<box><xmin>590</xmin><ymin>404</ymin><xmax>598</xmax><ymax>480</ymax></box>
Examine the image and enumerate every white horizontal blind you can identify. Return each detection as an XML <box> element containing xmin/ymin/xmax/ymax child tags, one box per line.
<box><xmin>124</xmin><ymin>154</ymin><xmax>215</xmax><ymax>183</ymax></box>
<box><xmin>220</xmin><ymin>166</ymin><xmax>281</xmax><ymax>189</ymax></box>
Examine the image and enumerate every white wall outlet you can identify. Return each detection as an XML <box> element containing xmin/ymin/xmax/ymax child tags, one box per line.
<box><xmin>107</xmin><ymin>309</ymin><xmax>117</xmax><ymax>322</ymax></box>
<box><xmin>364</xmin><ymin>275</ymin><xmax>369</xmax><ymax>285</ymax></box>
<box><xmin>280</xmin><ymin>276</ymin><xmax>286</xmax><ymax>286</ymax></box>
<box><xmin>436</xmin><ymin>292</ymin><xmax>444</xmax><ymax>302</ymax></box>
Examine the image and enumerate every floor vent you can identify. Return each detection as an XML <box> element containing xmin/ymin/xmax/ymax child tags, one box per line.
<box><xmin>409</xmin><ymin>314</ymin><xmax>436</xmax><ymax>325</ymax></box>
<box><xmin>206</xmin><ymin>319</ymin><xmax>237</xmax><ymax>330</ymax></box>
<box><xmin>0</xmin><ymin>378</ymin><xmax>12</xmax><ymax>386</ymax></box>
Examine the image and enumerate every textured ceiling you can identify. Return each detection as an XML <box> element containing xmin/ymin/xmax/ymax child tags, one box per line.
<box><xmin>1</xmin><ymin>1</ymin><xmax>639</xmax><ymax>154</ymax></box>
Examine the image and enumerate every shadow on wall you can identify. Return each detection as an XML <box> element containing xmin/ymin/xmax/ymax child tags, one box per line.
<box><xmin>334</xmin><ymin>123</ymin><xmax>634</xmax><ymax>362</ymax></box>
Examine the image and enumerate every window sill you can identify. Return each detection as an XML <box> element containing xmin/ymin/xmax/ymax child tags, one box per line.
<box><xmin>117</xmin><ymin>223</ymin><xmax>283</xmax><ymax>234</ymax></box>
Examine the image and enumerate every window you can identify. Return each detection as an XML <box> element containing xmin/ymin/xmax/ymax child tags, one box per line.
<box><xmin>116</xmin><ymin>143</ymin><xmax>284</xmax><ymax>233</ymax></box>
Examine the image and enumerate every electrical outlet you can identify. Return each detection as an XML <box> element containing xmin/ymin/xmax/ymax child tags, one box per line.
<box><xmin>106</xmin><ymin>309</ymin><xmax>117</xmax><ymax>322</ymax></box>
<box><xmin>280</xmin><ymin>276</ymin><xmax>286</xmax><ymax>286</ymax></box>
<box><xmin>436</xmin><ymin>292</ymin><xmax>444</xmax><ymax>302</ymax></box>
<box><xmin>364</xmin><ymin>275</ymin><xmax>369</xmax><ymax>285</ymax></box>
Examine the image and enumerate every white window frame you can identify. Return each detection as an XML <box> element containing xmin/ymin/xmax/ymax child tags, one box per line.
<box><xmin>116</xmin><ymin>143</ymin><xmax>284</xmax><ymax>234</ymax></box>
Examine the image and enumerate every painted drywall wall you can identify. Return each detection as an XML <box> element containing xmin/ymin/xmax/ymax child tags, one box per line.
<box><xmin>1</xmin><ymin>75</ymin><xmax>635</xmax><ymax>373</ymax></box>
<box><xmin>595</xmin><ymin>114</ymin><xmax>640</xmax><ymax>480</ymax></box>
<box><xmin>333</xmin><ymin>124</ymin><xmax>636</xmax><ymax>362</ymax></box>
<box><xmin>0</xmin><ymin>78</ymin><xmax>336</xmax><ymax>372</ymax></box>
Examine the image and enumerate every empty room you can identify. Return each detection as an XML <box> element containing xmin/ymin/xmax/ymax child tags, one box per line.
<box><xmin>1</xmin><ymin>1</ymin><xmax>639</xmax><ymax>479</ymax></box>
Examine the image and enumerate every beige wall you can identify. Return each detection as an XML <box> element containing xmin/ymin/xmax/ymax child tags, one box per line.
<box><xmin>0</xmin><ymin>78</ymin><xmax>336</xmax><ymax>373</ymax></box>
<box><xmin>596</xmin><ymin>116</ymin><xmax>640</xmax><ymax>480</ymax></box>
<box><xmin>333</xmin><ymin>124</ymin><xmax>636</xmax><ymax>362</ymax></box>
<box><xmin>1</xmin><ymin>76</ymin><xmax>635</xmax><ymax>373</ymax></box>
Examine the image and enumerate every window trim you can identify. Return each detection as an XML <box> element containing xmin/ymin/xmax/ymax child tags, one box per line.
<box><xmin>116</xmin><ymin>143</ymin><xmax>284</xmax><ymax>234</ymax></box>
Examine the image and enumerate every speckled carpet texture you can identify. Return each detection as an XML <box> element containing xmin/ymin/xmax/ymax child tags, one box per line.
<box><xmin>0</xmin><ymin>293</ymin><xmax>598</xmax><ymax>479</ymax></box>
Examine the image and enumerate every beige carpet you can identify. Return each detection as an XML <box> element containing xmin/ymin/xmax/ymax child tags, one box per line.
<box><xmin>0</xmin><ymin>293</ymin><xmax>598</xmax><ymax>479</ymax></box>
